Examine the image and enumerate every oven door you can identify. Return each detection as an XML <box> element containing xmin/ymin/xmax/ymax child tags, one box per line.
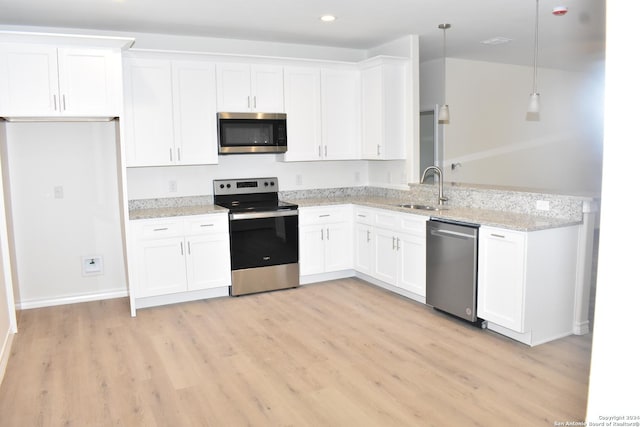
<box><xmin>229</xmin><ymin>210</ymin><xmax>298</xmax><ymax>270</ymax></box>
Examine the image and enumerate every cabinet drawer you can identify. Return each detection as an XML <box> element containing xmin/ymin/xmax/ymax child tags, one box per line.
<box><xmin>399</xmin><ymin>214</ymin><xmax>427</xmax><ymax>237</ymax></box>
<box><xmin>374</xmin><ymin>210</ymin><xmax>398</xmax><ymax>230</ymax></box>
<box><xmin>354</xmin><ymin>207</ymin><xmax>375</xmax><ymax>225</ymax></box>
<box><xmin>134</xmin><ymin>218</ymin><xmax>184</xmax><ymax>239</ymax></box>
<box><xmin>300</xmin><ymin>205</ymin><xmax>350</xmax><ymax>225</ymax></box>
<box><xmin>184</xmin><ymin>214</ymin><xmax>228</xmax><ymax>236</ymax></box>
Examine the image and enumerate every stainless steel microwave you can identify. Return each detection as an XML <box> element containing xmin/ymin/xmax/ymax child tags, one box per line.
<box><xmin>217</xmin><ymin>112</ymin><xmax>287</xmax><ymax>154</ymax></box>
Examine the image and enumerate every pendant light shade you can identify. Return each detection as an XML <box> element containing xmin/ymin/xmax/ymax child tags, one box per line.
<box><xmin>438</xmin><ymin>23</ymin><xmax>451</xmax><ymax>124</ymax></box>
<box><xmin>438</xmin><ymin>104</ymin><xmax>450</xmax><ymax>122</ymax></box>
<box><xmin>528</xmin><ymin>0</ymin><xmax>541</xmax><ymax>115</ymax></box>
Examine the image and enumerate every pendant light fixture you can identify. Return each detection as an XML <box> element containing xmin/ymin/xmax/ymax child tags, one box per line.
<box><xmin>438</xmin><ymin>23</ymin><xmax>451</xmax><ymax>123</ymax></box>
<box><xmin>527</xmin><ymin>0</ymin><xmax>541</xmax><ymax>115</ymax></box>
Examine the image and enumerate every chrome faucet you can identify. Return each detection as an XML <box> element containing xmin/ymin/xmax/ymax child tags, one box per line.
<box><xmin>420</xmin><ymin>166</ymin><xmax>448</xmax><ymax>206</ymax></box>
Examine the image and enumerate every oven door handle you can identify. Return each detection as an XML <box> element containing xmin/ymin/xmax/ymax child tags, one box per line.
<box><xmin>230</xmin><ymin>210</ymin><xmax>298</xmax><ymax>221</ymax></box>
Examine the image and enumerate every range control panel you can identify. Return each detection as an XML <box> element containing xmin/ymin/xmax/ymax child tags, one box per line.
<box><xmin>213</xmin><ymin>177</ymin><xmax>279</xmax><ymax>196</ymax></box>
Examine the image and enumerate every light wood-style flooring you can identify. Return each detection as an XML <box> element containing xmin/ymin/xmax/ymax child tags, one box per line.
<box><xmin>0</xmin><ymin>278</ymin><xmax>592</xmax><ymax>426</ymax></box>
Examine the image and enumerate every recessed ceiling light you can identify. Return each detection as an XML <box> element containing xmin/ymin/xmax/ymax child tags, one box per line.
<box><xmin>320</xmin><ymin>15</ymin><xmax>336</xmax><ymax>22</ymax></box>
<box><xmin>481</xmin><ymin>37</ymin><xmax>513</xmax><ymax>46</ymax></box>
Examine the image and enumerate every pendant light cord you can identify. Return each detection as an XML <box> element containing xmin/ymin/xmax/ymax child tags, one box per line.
<box><xmin>532</xmin><ymin>0</ymin><xmax>539</xmax><ymax>94</ymax></box>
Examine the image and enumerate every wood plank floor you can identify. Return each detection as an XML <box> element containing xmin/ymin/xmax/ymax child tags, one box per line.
<box><xmin>0</xmin><ymin>278</ymin><xmax>592</xmax><ymax>426</ymax></box>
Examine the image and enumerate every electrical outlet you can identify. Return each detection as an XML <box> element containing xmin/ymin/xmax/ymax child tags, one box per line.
<box><xmin>54</xmin><ymin>186</ymin><xmax>64</xmax><ymax>199</ymax></box>
<box><xmin>169</xmin><ymin>180</ymin><xmax>178</xmax><ymax>193</ymax></box>
<box><xmin>536</xmin><ymin>200</ymin><xmax>550</xmax><ymax>211</ymax></box>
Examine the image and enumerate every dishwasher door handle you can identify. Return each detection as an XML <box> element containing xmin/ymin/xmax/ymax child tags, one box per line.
<box><xmin>430</xmin><ymin>229</ymin><xmax>475</xmax><ymax>239</ymax></box>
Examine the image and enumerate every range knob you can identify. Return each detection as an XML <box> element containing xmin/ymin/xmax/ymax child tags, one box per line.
<box><xmin>226</xmin><ymin>184</ymin><xmax>231</xmax><ymax>188</ymax></box>
<box><xmin>270</xmin><ymin>181</ymin><xmax>275</xmax><ymax>186</ymax></box>
<box><xmin>219</xmin><ymin>184</ymin><xmax>224</xmax><ymax>189</ymax></box>
<box><xmin>264</xmin><ymin>182</ymin><xmax>269</xmax><ymax>186</ymax></box>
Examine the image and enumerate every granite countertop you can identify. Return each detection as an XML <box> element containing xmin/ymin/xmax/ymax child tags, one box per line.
<box><xmin>128</xmin><ymin>195</ymin><xmax>581</xmax><ymax>231</ymax></box>
<box><xmin>286</xmin><ymin>196</ymin><xmax>582</xmax><ymax>231</ymax></box>
<box><xmin>129</xmin><ymin>204</ymin><xmax>228</xmax><ymax>220</ymax></box>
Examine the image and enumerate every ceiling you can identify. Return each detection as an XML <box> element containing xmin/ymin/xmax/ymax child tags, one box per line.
<box><xmin>0</xmin><ymin>0</ymin><xmax>606</xmax><ymax>70</ymax></box>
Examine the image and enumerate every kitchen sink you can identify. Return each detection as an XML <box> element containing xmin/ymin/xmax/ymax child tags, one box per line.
<box><xmin>395</xmin><ymin>203</ymin><xmax>449</xmax><ymax>211</ymax></box>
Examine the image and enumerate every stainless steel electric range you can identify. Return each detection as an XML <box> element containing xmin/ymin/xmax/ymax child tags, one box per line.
<box><xmin>213</xmin><ymin>177</ymin><xmax>299</xmax><ymax>296</ymax></box>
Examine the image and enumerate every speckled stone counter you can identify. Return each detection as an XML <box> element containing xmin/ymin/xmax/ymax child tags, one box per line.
<box><xmin>128</xmin><ymin>195</ymin><xmax>228</xmax><ymax>220</ymax></box>
<box><xmin>129</xmin><ymin>184</ymin><xmax>592</xmax><ymax>230</ymax></box>
<box><xmin>286</xmin><ymin>196</ymin><xmax>581</xmax><ymax>231</ymax></box>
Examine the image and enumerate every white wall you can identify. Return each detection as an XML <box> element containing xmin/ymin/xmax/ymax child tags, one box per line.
<box><xmin>127</xmin><ymin>157</ymin><xmax>369</xmax><ymax>199</ymax></box>
<box><xmin>5</xmin><ymin>122</ymin><xmax>126</xmax><ymax>307</ymax></box>
<box><xmin>422</xmin><ymin>57</ymin><xmax>604</xmax><ymax>195</ymax></box>
<box><xmin>0</xmin><ymin>121</ymin><xmax>17</xmax><ymax>385</ymax></box>
<box><xmin>586</xmin><ymin>0</ymin><xmax>640</xmax><ymax>418</ymax></box>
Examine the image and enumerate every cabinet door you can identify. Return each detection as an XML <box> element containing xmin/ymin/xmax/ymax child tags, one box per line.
<box><xmin>477</xmin><ymin>228</ymin><xmax>526</xmax><ymax>332</ymax></box>
<box><xmin>372</xmin><ymin>227</ymin><xmax>397</xmax><ymax>284</ymax></box>
<box><xmin>283</xmin><ymin>66</ymin><xmax>322</xmax><ymax>161</ymax></box>
<box><xmin>361</xmin><ymin>61</ymin><xmax>406</xmax><ymax>160</ymax></box>
<box><xmin>172</xmin><ymin>60</ymin><xmax>218</xmax><ymax>165</ymax></box>
<box><xmin>354</xmin><ymin>223</ymin><xmax>374</xmax><ymax>275</ymax></box>
<box><xmin>123</xmin><ymin>58</ymin><xmax>175</xmax><ymax>166</ymax></box>
<box><xmin>361</xmin><ymin>66</ymin><xmax>383</xmax><ymax>159</ymax></box>
<box><xmin>185</xmin><ymin>234</ymin><xmax>231</xmax><ymax>291</ymax></box>
<box><xmin>252</xmin><ymin>65</ymin><xmax>284</xmax><ymax>113</ymax></box>
<box><xmin>216</xmin><ymin>63</ymin><xmax>252</xmax><ymax>112</ymax></box>
<box><xmin>299</xmin><ymin>224</ymin><xmax>325</xmax><ymax>276</ymax></box>
<box><xmin>0</xmin><ymin>44</ymin><xmax>59</xmax><ymax>116</ymax></box>
<box><xmin>397</xmin><ymin>232</ymin><xmax>426</xmax><ymax>297</ymax></box>
<box><xmin>324</xmin><ymin>222</ymin><xmax>353</xmax><ymax>272</ymax></box>
<box><xmin>135</xmin><ymin>237</ymin><xmax>187</xmax><ymax>297</ymax></box>
<box><xmin>57</xmin><ymin>48</ymin><xmax>121</xmax><ymax>116</ymax></box>
<box><xmin>321</xmin><ymin>68</ymin><xmax>361</xmax><ymax>160</ymax></box>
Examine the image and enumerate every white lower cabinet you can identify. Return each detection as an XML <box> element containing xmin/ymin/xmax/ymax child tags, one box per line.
<box><xmin>477</xmin><ymin>225</ymin><xmax>579</xmax><ymax>346</ymax></box>
<box><xmin>354</xmin><ymin>206</ymin><xmax>426</xmax><ymax>298</ymax></box>
<box><xmin>299</xmin><ymin>206</ymin><xmax>353</xmax><ymax>276</ymax></box>
<box><xmin>131</xmin><ymin>214</ymin><xmax>231</xmax><ymax>299</ymax></box>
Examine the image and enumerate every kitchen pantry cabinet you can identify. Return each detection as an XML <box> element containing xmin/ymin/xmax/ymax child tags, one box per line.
<box><xmin>123</xmin><ymin>56</ymin><xmax>218</xmax><ymax>166</ymax></box>
<box><xmin>299</xmin><ymin>205</ymin><xmax>353</xmax><ymax>276</ymax></box>
<box><xmin>477</xmin><ymin>225</ymin><xmax>579</xmax><ymax>346</ymax></box>
<box><xmin>0</xmin><ymin>44</ymin><xmax>122</xmax><ymax>117</ymax></box>
<box><xmin>354</xmin><ymin>206</ymin><xmax>426</xmax><ymax>297</ymax></box>
<box><xmin>130</xmin><ymin>214</ymin><xmax>231</xmax><ymax>298</ymax></box>
<box><xmin>360</xmin><ymin>57</ymin><xmax>407</xmax><ymax>160</ymax></box>
<box><xmin>216</xmin><ymin>63</ymin><xmax>284</xmax><ymax>113</ymax></box>
<box><xmin>283</xmin><ymin>66</ymin><xmax>361</xmax><ymax>161</ymax></box>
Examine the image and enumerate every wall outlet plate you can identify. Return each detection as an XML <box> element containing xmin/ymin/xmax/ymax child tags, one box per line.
<box><xmin>536</xmin><ymin>200</ymin><xmax>550</xmax><ymax>211</ymax></box>
<box><xmin>82</xmin><ymin>256</ymin><xmax>103</xmax><ymax>276</ymax></box>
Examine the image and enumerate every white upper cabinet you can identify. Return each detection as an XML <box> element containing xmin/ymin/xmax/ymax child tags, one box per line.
<box><xmin>172</xmin><ymin>61</ymin><xmax>218</xmax><ymax>165</ymax></box>
<box><xmin>0</xmin><ymin>43</ymin><xmax>123</xmax><ymax>118</ymax></box>
<box><xmin>216</xmin><ymin>63</ymin><xmax>284</xmax><ymax>112</ymax></box>
<box><xmin>283</xmin><ymin>66</ymin><xmax>322</xmax><ymax>161</ymax></box>
<box><xmin>284</xmin><ymin>66</ymin><xmax>361</xmax><ymax>161</ymax></box>
<box><xmin>123</xmin><ymin>56</ymin><xmax>218</xmax><ymax>167</ymax></box>
<box><xmin>360</xmin><ymin>57</ymin><xmax>407</xmax><ymax>160</ymax></box>
<box><xmin>321</xmin><ymin>68</ymin><xmax>361</xmax><ymax>160</ymax></box>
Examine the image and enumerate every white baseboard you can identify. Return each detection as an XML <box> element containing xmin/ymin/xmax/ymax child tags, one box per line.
<box><xmin>134</xmin><ymin>286</ymin><xmax>229</xmax><ymax>311</ymax></box>
<box><xmin>300</xmin><ymin>270</ymin><xmax>354</xmax><ymax>285</ymax></box>
<box><xmin>16</xmin><ymin>289</ymin><xmax>129</xmax><ymax>310</ymax></box>
<box><xmin>355</xmin><ymin>272</ymin><xmax>426</xmax><ymax>304</ymax></box>
<box><xmin>573</xmin><ymin>320</ymin><xmax>591</xmax><ymax>335</ymax></box>
<box><xmin>0</xmin><ymin>328</ymin><xmax>15</xmax><ymax>387</ymax></box>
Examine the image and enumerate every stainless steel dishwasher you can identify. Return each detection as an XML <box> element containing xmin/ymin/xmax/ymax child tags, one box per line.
<box><xmin>426</xmin><ymin>219</ymin><xmax>485</xmax><ymax>326</ymax></box>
